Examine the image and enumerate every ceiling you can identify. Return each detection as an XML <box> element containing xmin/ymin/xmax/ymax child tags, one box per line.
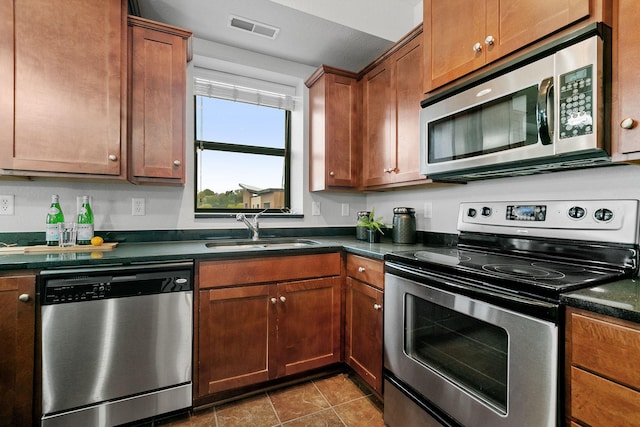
<box><xmin>136</xmin><ymin>0</ymin><xmax>422</xmax><ymax>72</ymax></box>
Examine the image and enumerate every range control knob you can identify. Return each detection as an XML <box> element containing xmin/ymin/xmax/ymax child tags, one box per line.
<box><xmin>568</xmin><ymin>206</ymin><xmax>586</xmax><ymax>219</ymax></box>
<box><xmin>594</xmin><ymin>208</ymin><xmax>614</xmax><ymax>222</ymax></box>
<box><xmin>481</xmin><ymin>207</ymin><xmax>492</xmax><ymax>217</ymax></box>
<box><xmin>467</xmin><ymin>208</ymin><xmax>477</xmax><ymax>218</ymax></box>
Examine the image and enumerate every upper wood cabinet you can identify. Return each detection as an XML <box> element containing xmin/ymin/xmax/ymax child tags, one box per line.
<box><xmin>0</xmin><ymin>0</ymin><xmax>127</xmax><ymax>178</ymax></box>
<box><xmin>0</xmin><ymin>274</ymin><xmax>36</xmax><ymax>427</ymax></box>
<box><xmin>362</xmin><ymin>29</ymin><xmax>427</xmax><ymax>189</ymax></box>
<box><xmin>128</xmin><ymin>16</ymin><xmax>192</xmax><ymax>185</ymax></box>
<box><xmin>611</xmin><ymin>0</ymin><xmax>640</xmax><ymax>162</ymax></box>
<box><xmin>423</xmin><ymin>0</ymin><xmax>593</xmax><ymax>92</ymax></box>
<box><xmin>306</xmin><ymin>66</ymin><xmax>360</xmax><ymax>191</ymax></box>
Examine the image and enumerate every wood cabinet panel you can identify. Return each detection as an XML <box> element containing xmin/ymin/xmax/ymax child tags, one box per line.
<box><xmin>571</xmin><ymin>367</ymin><xmax>640</xmax><ymax>427</ymax></box>
<box><xmin>199</xmin><ymin>253</ymin><xmax>341</xmax><ymax>288</ymax></box>
<box><xmin>307</xmin><ymin>67</ymin><xmax>360</xmax><ymax>190</ymax></box>
<box><xmin>612</xmin><ymin>0</ymin><xmax>640</xmax><ymax>159</ymax></box>
<box><xmin>346</xmin><ymin>254</ymin><xmax>384</xmax><ymax>290</ymax></box>
<box><xmin>345</xmin><ymin>277</ymin><xmax>383</xmax><ymax>393</ymax></box>
<box><xmin>198</xmin><ymin>284</ymin><xmax>276</xmax><ymax>396</ymax></box>
<box><xmin>128</xmin><ymin>17</ymin><xmax>191</xmax><ymax>184</ymax></box>
<box><xmin>571</xmin><ymin>311</ymin><xmax>640</xmax><ymax>388</ymax></box>
<box><xmin>0</xmin><ymin>0</ymin><xmax>126</xmax><ymax>177</ymax></box>
<box><xmin>277</xmin><ymin>276</ymin><xmax>341</xmax><ymax>377</ymax></box>
<box><xmin>0</xmin><ymin>274</ymin><xmax>35</xmax><ymax>427</ymax></box>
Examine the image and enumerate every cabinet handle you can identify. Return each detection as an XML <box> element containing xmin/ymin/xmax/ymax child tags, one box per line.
<box><xmin>271</xmin><ymin>297</ymin><xmax>277</xmax><ymax>304</ymax></box>
<box><xmin>484</xmin><ymin>35</ymin><xmax>495</xmax><ymax>46</ymax></box>
<box><xmin>620</xmin><ymin>118</ymin><xmax>636</xmax><ymax>129</ymax></box>
<box><xmin>373</xmin><ymin>303</ymin><xmax>382</xmax><ymax>311</ymax></box>
<box><xmin>173</xmin><ymin>160</ymin><xmax>181</xmax><ymax>166</ymax></box>
<box><xmin>329</xmin><ymin>171</ymin><xmax>335</xmax><ymax>176</ymax></box>
<box><xmin>108</xmin><ymin>154</ymin><xmax>118</xmax><ymax>161</ymax></box>
<box><xmin>472</xmin><ymin>42</ymin><xmax>482</xmax><ymax>53</ymax></box>
<box><xmin>18</xmin><ymin>294</ymin><xmax>30</xmax><ymax>302</ymax></box>
<box><xmin>280</xmin><ymin>296</ymin><xmax>286</xmax><ymax>303</ymax></box>
<box><xmin>358</xmin><ymin>266</ymin><xmax>366</xmax><ymax>273</ymax></box>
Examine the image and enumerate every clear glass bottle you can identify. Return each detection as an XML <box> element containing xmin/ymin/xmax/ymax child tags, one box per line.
<box><xmin>76</xmin><ymin>195</ymin><xmax>94</xmax><ymax>245</ymax></box>
<box><xmin>45</xmin><ymin>194</ymin><xmax>65</xmax><ymax>246</ymax></box>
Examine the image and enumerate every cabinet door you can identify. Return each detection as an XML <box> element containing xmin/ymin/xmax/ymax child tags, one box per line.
<box><xmin>129</xmin><ymin>18</ymin><xmax>190</xmax><ymax>184</ymax></box>
<box><xmin>277</xmin><ymin>276</ymin><xmax>341</xmax><ymax>377</ymax></box>
<box><xmin>0</xmin><ymin>275</ymin><xmax>35</xmax><ymax>427</ymax></box>
<box><xmin>362</xmin><ymin>62</ymin><xmax>394</xmax><ymax>187</ymax></box>
<box><xmin>613</xmin><ymin>0</ymin><xmax>640</xmax><ymax>157</ymax></box>
<box><xmin>197</xmin><ymin>285</ymin><xmax>276</xmax><ymax>396</ymax></box>
<box><xmin>392</xmin><ymin>36</ymin><xmax>427</xmax><ymax>185</ymax></box>
<box><xmin>0</xmin><ymin>0</ymin><xmax>126</xmax><ymax>176</ymax></box>
<box><xmin>424</xmin><ymin>0</ymin><xmax>487</xmax><ymax>92</ymax></box>
<box><xmin>485</xmin><ymin>0</ymin><xmax>590</xmax><ymax>63</ymax></box>
<box><xmin>345</xmin><ymin>278</ymin><xmax>383</xmax><ymax>393</ymax></box>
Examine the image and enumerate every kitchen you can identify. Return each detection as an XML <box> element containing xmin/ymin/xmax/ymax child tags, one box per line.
<box><xmin>1</xmin><ymin>0</ymin><xmax>640</xmax><ymax>426</ymax></box>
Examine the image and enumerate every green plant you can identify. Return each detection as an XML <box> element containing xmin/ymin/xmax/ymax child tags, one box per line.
<box><xmin>356</xmin><ymin>210</ymin><xmax>385</xmax><ymax>234</ymax></box>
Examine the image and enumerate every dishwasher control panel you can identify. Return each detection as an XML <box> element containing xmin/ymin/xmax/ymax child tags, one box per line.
<box><xmin>40</xmin><ymin>264</ymin><xmax>193</xmax><ymax>305</ymax></box>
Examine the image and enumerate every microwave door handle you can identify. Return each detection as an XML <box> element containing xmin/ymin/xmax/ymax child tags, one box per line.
<box><xmin>537</xmin><ymin>77</ymin><xmax>554</xmax><ymax>145</ymax></box>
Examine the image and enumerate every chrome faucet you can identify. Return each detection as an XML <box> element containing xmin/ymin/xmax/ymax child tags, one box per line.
<box><xmin>236</xmin><ymin>209</ymin><xmax>267</xmax><ymax>241</ymax></box>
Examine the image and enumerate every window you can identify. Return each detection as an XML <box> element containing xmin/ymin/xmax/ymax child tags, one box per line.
<box><xmin>194</xmin><ymin>71</ymin><xmax>294</xmax><ymax>213</ymax></box>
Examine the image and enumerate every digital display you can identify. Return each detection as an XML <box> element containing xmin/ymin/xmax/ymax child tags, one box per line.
<box><xmin>506</xmin><ymin>205</ymin><xmax>546</xmax><ymax>221</ymax></box>
<box><xmin>564</xmin><ymin>68</ymin><xmax>588</xmax><ymax>84</ymax></box>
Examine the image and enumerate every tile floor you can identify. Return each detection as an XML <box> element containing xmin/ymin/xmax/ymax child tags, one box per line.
<box><xmin>161</xmin><ymin>373</ymin><xmax>384</xmax><ymax>427</ymax></box>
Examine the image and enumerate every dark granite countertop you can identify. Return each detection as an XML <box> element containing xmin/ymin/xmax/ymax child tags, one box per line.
<box><xmin>561</xmin><ymin>278</ymin><xmax>640</xmax><ymax>324</ymax></box>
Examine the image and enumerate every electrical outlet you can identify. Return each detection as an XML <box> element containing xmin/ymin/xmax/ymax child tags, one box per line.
<box><xmin>132</xmin><ymin>198</ymin><xmax>146</xmax><ymax>216</ymax></box>
<box><xmin>424</xmin><ymin>202</ymin><xmax>433</xmax><ymax>219</ymax></box>
<box><xmin>312</xmin><ymin>202</ymin><xmax>321</xmax><ymax>216</ymax></box>
<box><xmin>341</xmin><ymin>203</ymin><xmax>349</xmax><ymax>217</ymax></box>
<box><xmin>0</xmin><ymin>195</ymin><xmax>14</xmax><ymax>215</ymax></box>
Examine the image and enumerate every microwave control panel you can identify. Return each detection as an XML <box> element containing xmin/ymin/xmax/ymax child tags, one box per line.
<box><xmin>558</xmin><ymin>65</ymin><xmax>593</xmax><ymax>139</ymax></box>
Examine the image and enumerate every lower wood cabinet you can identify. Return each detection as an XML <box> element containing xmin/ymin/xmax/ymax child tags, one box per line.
<box><xmin>565</xmin><ymin>307</ymin><xmax>640</xmax><ymax>426</ymax></box>
<box><xmin>0</xmin><ymin>274</ymin><xmax>36</xmax><ymax>427</ymax></box>
<box><xmin>345</xmin><ymin>254</ymin><xmax>384</xmax><ymax>394</ymax></box>
<box><xmin>196</xmin><ymin>253</ymin><xmax>342</xmax><ymax>400</ymax></box>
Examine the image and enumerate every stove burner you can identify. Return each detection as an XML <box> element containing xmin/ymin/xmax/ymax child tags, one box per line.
<box><xmin>482</xmin><ymin>264</ymin><xmax>566</xmax><ymax>280</ymax></box>
<box><xmin>414</xmin><ymin>250</ymin><xmax>471</xmax><ymax>266</ymax></box>
<box><xmin>531</xmin><ymin>262</ymin><xmax>587</xmax><ymax>273</ymax></box>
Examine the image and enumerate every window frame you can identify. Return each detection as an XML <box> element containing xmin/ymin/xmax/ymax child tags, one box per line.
<box><xmin>193</xmin><ymin>95</ymin><xmax>292</xmax><ymax>214</ymax></box>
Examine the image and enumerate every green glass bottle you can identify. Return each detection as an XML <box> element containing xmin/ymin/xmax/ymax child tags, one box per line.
<box><xmin>76</xmin><ymin>195</ymin><xmax>94</xmax><ymax>245</ymax></box>
<box><xmin>45</xmin><ymin>194</ymin><xmax>65</xmax><ymax>246</ymax></box>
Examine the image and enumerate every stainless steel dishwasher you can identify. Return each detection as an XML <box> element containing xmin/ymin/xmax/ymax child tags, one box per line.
<box><xmin>39</xmin><ymin>261</ymin><xmax>193</xmax><ymax>427</ymax></box>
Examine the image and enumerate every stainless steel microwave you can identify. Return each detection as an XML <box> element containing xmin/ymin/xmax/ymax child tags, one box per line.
<box><xmin>419</xmin><ymin>24</ymin><xmax>611</xmax><ymax>182</ymax></box>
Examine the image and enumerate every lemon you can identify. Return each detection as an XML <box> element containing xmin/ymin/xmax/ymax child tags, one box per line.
<box><xmin>91</xmin><ymin>236</ymin><xmax>104</xmax><ymax>246</ymax></box>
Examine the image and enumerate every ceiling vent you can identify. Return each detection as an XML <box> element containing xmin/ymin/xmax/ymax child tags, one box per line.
<box><xmin>229</xmin><ymin>15</ymin><xmax>280</xmax><ymax>40</ymax></box>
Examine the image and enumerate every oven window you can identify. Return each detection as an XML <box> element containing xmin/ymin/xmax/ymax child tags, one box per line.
<box><xmin>428</xmin><ymin>85</ymin><xmax>538</xmax><ymax>163</ymax></box>
<box><xmin>404</xmin><ymin>294</ymin><xmax>508</xmax><ymax>413</ymax></box>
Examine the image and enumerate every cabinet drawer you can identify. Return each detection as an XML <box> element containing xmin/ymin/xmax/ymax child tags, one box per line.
<box><xmin>570</xmin><ymin>311</ymin><xmax>640</xmax><ymax>388</ymax></box>
<box><xmin>199</xmin><ymin>253</ymin><xmax>341</xmax><ymax>288</ymax></box>
<box><xmin>346</xmin><ymin>254</ymin><xmax>384</xmax><ymax>289</ymax></box>
<box><xmin>571</xmin><ymin>367</ymin><xmax>640</xmax><ymax>427</ymax></box>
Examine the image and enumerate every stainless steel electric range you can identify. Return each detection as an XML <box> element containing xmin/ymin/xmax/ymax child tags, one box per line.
<box><xmin>383</xmin><ymin>199</ymin><xmax>639</xmax><ymax>427</ymax></box>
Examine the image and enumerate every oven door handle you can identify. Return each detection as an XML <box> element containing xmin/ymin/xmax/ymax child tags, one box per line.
<box><xmin>537</xmin><ymin>77</ymin><xmax>554</xmax><ymax>145</ymax></box>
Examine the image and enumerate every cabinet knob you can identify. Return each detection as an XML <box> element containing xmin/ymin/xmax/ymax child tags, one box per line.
<box><xmin>173</xmin><ymin>160</ymin><xmax>181</xmax><ymax>166</ymax></box>
<box><xmin>271</xmin><ymin>297</ymin><xmax>277</xmax><ymax>304</ymax></box>
<box><xmin>280</xmin><ymin>296</ymin><xmax>287</xmax><ymax>303</ymax></box>
<box><xmin>329</xmin><ymin>171</ymin><xmax>335</xmax><ymax>176</ymax></box>
<box><xmin>108</xmin><ymin>154</ymin><xmax>118</xmax><ymax>161</ymax></box>
<box><xmin>484</xmin><ymin>35</ymin><xmax>495</xmax><ymax>46</ymax></box>
<box><xmin>472</xmin><ymin>42</ymin><xmax>483</xmax><ymax>53</ymax></box>
<box><xmin>373</xmin><ymin>303</ymin><xmax>382</xmax><ymax>311</ymax></box>
<box><xmin>18</xmin><ymin>293</ymin><xmax>30</xmax><ymax>302</ymax></box>
<box><xmin>358</xmin><ymin>266</ymin><xmax>366</xmax><ymax>273</ymax></box>
<box><xmin>620</xmin><ymin>117</ymin><xmax>636</xmax><ymax>129</ymax></box>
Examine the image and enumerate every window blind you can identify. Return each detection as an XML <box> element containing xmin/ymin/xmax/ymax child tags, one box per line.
<box><xmin>193</xmin><ymin>67</ymin><xmax>297</xmax><ymax>110</ymax></box>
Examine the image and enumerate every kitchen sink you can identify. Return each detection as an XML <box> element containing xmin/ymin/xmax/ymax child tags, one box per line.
<box><xmin>205</xmin><ymin>238</ymin><xmax>320</xmax><ymax>251</ymax></box>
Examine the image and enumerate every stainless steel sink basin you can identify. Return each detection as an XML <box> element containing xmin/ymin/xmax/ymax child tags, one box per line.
<box><xmin>205</xmin><ymin>238</ymin><xmax>320</xmax><ymax>251</ymax></box>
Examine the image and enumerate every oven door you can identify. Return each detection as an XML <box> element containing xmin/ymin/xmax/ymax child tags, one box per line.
<box><xmin>384</xmin><ymin>269</ymin><xmax>558</xmax><ymax>427</ymax></box>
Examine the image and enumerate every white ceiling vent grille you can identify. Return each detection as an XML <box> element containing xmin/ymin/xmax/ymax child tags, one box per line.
<box><xmin>229</xmin><ymin>15</ymin><xmax>280</xmax><ymax>40</ymax></box>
